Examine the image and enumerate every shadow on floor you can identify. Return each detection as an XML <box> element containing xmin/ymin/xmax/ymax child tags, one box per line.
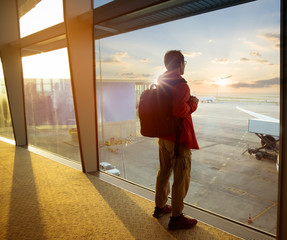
<box><xmin>6</xmin><ymin>147</ymin><xmax>46</xmax><ymax>240</ymax></box>
<box><xmin>86</xmin><ymin>173</ymin><xmax>221</xmax><ymax>240</ymax></box>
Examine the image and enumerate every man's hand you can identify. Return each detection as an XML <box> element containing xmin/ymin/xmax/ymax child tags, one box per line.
<box><xmin>190</xmin><ymin>96</ymin><xmax>199</xmax><ymax>104</ymax></box>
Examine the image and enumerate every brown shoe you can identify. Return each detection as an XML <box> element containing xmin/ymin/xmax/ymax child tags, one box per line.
<box><xmin>168</xmin><ymin>214</ymin><xmax>197</xmax><ymax>230</ymax></box>
<box><xmin>153</xmin><ymin>205</ymin><xmax>172</xmax><ymax>218</ymax></box>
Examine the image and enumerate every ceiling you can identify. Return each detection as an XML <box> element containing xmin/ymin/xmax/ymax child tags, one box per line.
<box><xmin>93</xmin><ymin>0</ymin><xmax>256</xmax><ymax>40</ymax></box>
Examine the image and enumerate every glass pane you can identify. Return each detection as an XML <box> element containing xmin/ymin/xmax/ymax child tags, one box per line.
<box><xmin>93</xmin><ymin>0</ymin><xmax>114</xmax><ymax>9</ymax></box>
<box><xmin>95</xmin><ymin>0</ymin><xmax>280</xmax><ymax>235</ymax></box>
<box><xmin>22</xmin><ymin>48</ymin><xmax>81</xmax><ymax>163</ymax></box>
<box><xmin>18</xmin><ymin>0</ymin><xmax>63</xmax><ymax>37</ymax></box>
<box><xmin>0</xmin><ymin>59</ymin><xmax>14</xmax><ymax>140</ymax></box>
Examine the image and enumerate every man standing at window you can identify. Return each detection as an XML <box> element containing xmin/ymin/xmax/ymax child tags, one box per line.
<box><xmin>153</xmin><ymin>50</ymin><xmax>199</xmax><ymax>230</ymax></box>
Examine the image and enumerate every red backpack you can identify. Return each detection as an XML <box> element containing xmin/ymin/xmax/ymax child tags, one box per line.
<box><xmin>138</xmin><ymin>79</ymin><xmax>185</xmax><ymax>138</ymax></box>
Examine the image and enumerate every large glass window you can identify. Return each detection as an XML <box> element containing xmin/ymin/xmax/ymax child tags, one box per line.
<box><xmin>95</xmin><ymin>0</ymin><xmax>280</xmax><ymax>235</ymax></box>
<box><xmin>18</xmin><ymin>0</ymin><xmax>64</xmax><ymax>37</ymax></box>
<box><xmin>0</xmin><ymin>59</ymin><xmax>14</xmax><ymax>140</ymax></box>
<box><xmin>22</xmin><ymin>48</ymin><xmax>81</xmax><ymax>163</ymax></box>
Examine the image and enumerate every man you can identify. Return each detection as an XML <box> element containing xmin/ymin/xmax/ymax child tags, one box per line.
<box><xmin>153</xmin><ymin>50</ymin><xmax>199</xmax><ymax>230</ymax></box>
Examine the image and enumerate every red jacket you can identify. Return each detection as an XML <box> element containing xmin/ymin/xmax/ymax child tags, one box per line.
<box><xmin>158</xmin><ymin>71</ymin><xmax>199</xmax><ymax>150</ymax></box>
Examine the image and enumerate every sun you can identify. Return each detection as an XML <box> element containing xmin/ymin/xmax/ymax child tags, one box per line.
<box><xmin>216</xmin><ymin>76</ymin><xmax>231</xmax><ymax>87</ymax></box>
<box><xmin>217</xmin><ymin>78</ymin><xmax>228</xmax><ymax>87</ymax></box>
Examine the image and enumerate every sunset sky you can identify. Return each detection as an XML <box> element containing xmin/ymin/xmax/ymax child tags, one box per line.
<box><xmin>18</xmin><ymin>0</ymin><xmax>280</xmax><ymax>97</ymax></box>
<box><xmin>96</xmin><ymin>0</ymin><xmax>280</xmax><ymax>96</ymax></box>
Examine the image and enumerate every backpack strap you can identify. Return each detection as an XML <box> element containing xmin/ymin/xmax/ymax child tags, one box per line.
<box><xmin>168</xmin><ymin>79</ymin><xmax>185</xmax><ymax>158</ymax></box>
<box><xmin>174</xmin><ymin>118</ymin><xmax>183</xmax><ymax>158</ymax></box>
<box><xmin>171</xmin><ymin>79</ymin><xmax>185</xmax><ymax>158</ymax></box>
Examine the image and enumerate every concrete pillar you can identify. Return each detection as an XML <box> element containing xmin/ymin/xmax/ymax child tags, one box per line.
<box><xmin>0</xmin><ymin>0</ymin><xmax>27</xmax><ymax>146</ymax></box>
<box><xmin>63</xmin><ymin>0</ymin><xmax>98</xmax><ymax>172</ymax></box>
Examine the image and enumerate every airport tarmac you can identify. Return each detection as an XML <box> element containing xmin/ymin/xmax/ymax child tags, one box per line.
<box><xmin>99</xmin><ymin>100</ymin><xmax>279</xmax><ymax>235</ymax></box>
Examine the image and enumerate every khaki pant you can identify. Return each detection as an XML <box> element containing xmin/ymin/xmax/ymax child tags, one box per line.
<box><xmin>155</xmin><ymin>139</ymin><xmax>191</xmax><ymax>216</ymax></box>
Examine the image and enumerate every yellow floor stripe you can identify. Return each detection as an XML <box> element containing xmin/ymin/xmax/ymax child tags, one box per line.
<box><xmin>246</xmin><ymin>202</ymin><xmax>277</xmax><ymax>224</ymax></box>
<box><xmin>209</xmin><ymin>176</ymin><xmax>216</xmax><ymax>184</ymax></box>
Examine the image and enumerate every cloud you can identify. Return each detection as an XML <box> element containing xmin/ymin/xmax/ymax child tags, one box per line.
<box><xmin>212</xmin><ymin>58</ymin><xmax>229</xmax><ymax>64</ymax></box>
<box><xmin>231</xmin><ymin>77</ymin><xmax>279</xmax><ymax>89</ymax></box>
<box><xmin>249</xmin><ymin>51</ymin><xmax>262</xmax><ymax>57</ymax></box>
<box><xmin>120</xmin><ymin>72</ymin><xmax>135</xmax><ymax>77</ymax></box>
<box><xmin>188</xmin><ymin>79</ymin><xmax>217</xmax><ymax>87</ymax></box>
<box><xmin>243</xmin><ymin>32</ymin><xmax>280</xmax><ymax>51</ymax></box>
<box><xmin>140</xmin><ymin>58</ymin><xmax>149</xmax><ymax>63</ymax></box>
<box><xmin>260</xmin><ymin>33</ymin><xmax>280</xmax><ymax>48</ymax></box>
<box><xmin>254</xmin><ymin>59</ymin><xmax>269</xmax><ymax>64</ymax></box>
<box><xmin>119</xmin><ymin>72</ymin><xmax>153</xmax><ymax>79</ymax></box>
<box><xmin>103</xmin><ymin>52</ymin><xmax>129</xmax><ymax>63</ymax></box>
<box><xmin>183</xmin><ymin>51</ymin><xmax>202</xmax><ymax>58</ymax></box>
<box><xmin>243</xmin><ymin>40</ymin><xmax>267</xmax><ymax>51</ymax></box>
<box><xmin>240</xmin><ymin>58</ymin><xmax>250</xmax><ymax>62</ymax></box>
<box><xmin>188</xmin><ymin>80</ymin><xmax>204</xmax><ymax>85</ymax></box>
<box><xmin>239</xmin><ymin>57</ymin><xmax>273</xmax><ymax>65</ymax></box>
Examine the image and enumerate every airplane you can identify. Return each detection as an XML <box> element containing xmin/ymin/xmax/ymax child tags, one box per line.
<box><xmin>198</xmin><ymin>96</ymin><xmax>216</xmax><ymax>103</ymax></box>
<box><xmin>236</xmin><ymin>106</ymin><xmax>279</xmax><ymax>170</ymax></box>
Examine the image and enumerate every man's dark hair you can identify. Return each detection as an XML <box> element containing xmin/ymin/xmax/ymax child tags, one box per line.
<box><xmin>164</xmin><ymin>50</ymin><xmax>184</xmax><ymax>70</ymax></box>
